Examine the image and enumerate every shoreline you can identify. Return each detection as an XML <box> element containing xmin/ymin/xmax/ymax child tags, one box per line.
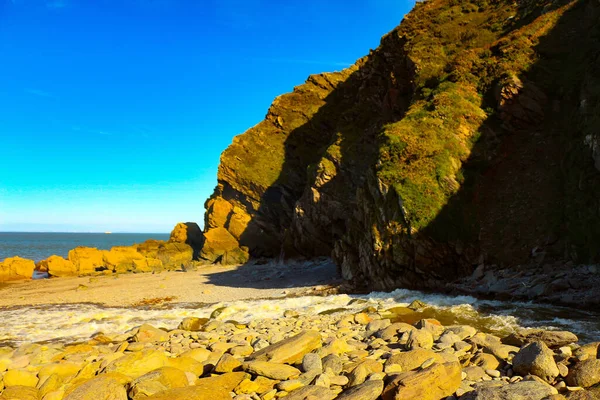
<box><xmin>0</xmin><ymin>258</ymin><xmax>339</xmax><ymax>308</ymax></box>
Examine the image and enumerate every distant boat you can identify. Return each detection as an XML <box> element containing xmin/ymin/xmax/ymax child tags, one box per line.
<box><xmin>104</xmin><ymin>231</ymin><xmax>112</xmax><ymax>234</ymax></box>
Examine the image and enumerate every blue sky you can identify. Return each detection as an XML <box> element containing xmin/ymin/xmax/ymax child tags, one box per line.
<box><xmin>0</xmin><ymin>0</ymin><xmax>414</xmax><ymax>233</ymax></box>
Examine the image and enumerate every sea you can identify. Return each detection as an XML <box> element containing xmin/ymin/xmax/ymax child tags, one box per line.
<box><xmin>0</xmin><ymin>232</ymin><xmax>170</xmax><ymax>262</ymax></box>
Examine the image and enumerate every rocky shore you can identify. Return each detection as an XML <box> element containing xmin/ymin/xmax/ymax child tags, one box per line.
<box><xmin>0</xmin><ymin>299</ymin><xmax>597</xmax><ymax>400</ymax></box>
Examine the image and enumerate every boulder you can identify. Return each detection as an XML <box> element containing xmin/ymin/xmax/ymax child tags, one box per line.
<box><xmin>460</xmin><ymin>380</ymin><xmax>558</xmax><ymax>399</ymax></box>
<box><xmin>336</xmin><ymin>380</ymin><xmax>384</xmax><ymax>400</ymax></box>
<box><xmin>566</xmin><ymin>359</ymin><xmax>600</xmax><ymax>388</ymax></box>
<box><xmin>205</xmin><ymin>198</ymin><xmax>233</xmax><ymax>229</ymax></box>
<box><xmin>103</xmin><ymin>246</ymin><xmax>145</xmax><ymax>273</ymax></box>
<box><xmin>195</xmin><ymin>372</ymin><xmax>248</xmax><ymax>392</ymax></box>
<box><xmin>64</xmin><ymin>375</ymin><xmax>128</xmax><ymax>400</ymax></box>
<box><xmin>406</xmin><ymin>329</ymin><xmax>434</xmax><ymax>350</ymax></box>
<box><xmin>382</xmin><ymin>361</ymin><xmax>462</xmax><ymax>400</ymax></box>
<box><xmin>385</xmin><ymin>348</ymin><xmax>444</xmax><ymax>372</ymax></box>
<box><xmin>169</xmin><ymin>222</ymin><xmax>204</xmax><ymax>248</ymax></box>
<box><xmin>103</xmin><ymin>349</ymin><xmax>168</xmax><ymax>378</ymax></box>
<box><xmin>470</xmin><ymin>332</ymin><xmax>519</xmax><ymax>360</ymax></box>
<box><xmin>512</xmin><ymin>341</ymin><xmax>560</xmax><ymax>382</ymax></box>
<box><xmin>242</xmin><ymin>361</ymin><xmax>301</xmax><ymax>380</ymax></box>
<box><xmin>132</xmin><ymin>257</ymin><xmax>163</xmax><ymax>273</ymax></box>
<box><xmin>0</xmin><ymin>386</ymin><xmax>39</xmax><ymax>400</ymax></box>
<box><xmin>178</xmin><ymin>317</ymin><xmax>208</xmax><ymax>331</ymax></box>
<box><xmin>0</xmin><ymin>256</ymin><xmax>34</xmax><ymax>281</ymax></box>
<box><xmin>134</xmin><ymin>324</ymin><xmax>169</xmax><ymax>343</ymax></box>
<box><xmin>38</xmin><ymin>255</ymin><xmax>76</xmax><ymax>277</ymax></box>
<box><xmin>285</xmin><ymin>385</ymin><xmax>338</xmax><ymax>400</ymax></box>
<box><xmin>156</xmin><ymin>242</ymin><xmax>194</xmax><ymax>270</ymax></box>
<box><xmin>503</xmin><ymin>329</ymin><xmax>578</xmax><ymax>348</ymax></box>
<box><xmin>2</xmin><ymin>369</ymin><xmax>38</xmax><ymax>387</ymax></box>
<box><xmin>68</xmin><ymin>247</ymin><xmax>104</xmax><ymax>275</ymax></box>
<box><xmin>246</xmin><ymin>330</ymin><xmax>322</xmax><ymax>364</ymax></box>
<box><xmin>200</xmin><ymin>227</ymin><xmax>249</xmax><ymax>264</ymax></box>
<box><xmin>144</xmin><ymin>384</ymin><xmax>230</xmax><ymax>400</ymax></box>
<box><xmin>127</xmin><ymin>367</ymin><xmax>189</xmax><ymax>400</ymax></box>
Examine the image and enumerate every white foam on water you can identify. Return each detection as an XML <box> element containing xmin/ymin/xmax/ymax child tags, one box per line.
<box><xmin>0</xmin><ymin>287</ymin><xmax>538</xmax><ymax>346</ymax></box>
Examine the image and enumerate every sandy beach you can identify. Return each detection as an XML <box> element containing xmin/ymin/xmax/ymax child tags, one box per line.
<box><xmin>0</xmin><ymin>258</ymin><xmax>339</xmax><ymax>308</ymax></box>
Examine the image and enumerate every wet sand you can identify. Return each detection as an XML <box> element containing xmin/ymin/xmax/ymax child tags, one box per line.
<box><xmin>0</xmin><ymin>258</ymin><xmax>340</xmax><ymax>308</ymax></box>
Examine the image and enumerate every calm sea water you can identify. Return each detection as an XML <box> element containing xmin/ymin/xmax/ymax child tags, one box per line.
<box><xmin>0</xmin><ymin>232</ymin><xmax>170</xmax><ymax>262</ymax></box>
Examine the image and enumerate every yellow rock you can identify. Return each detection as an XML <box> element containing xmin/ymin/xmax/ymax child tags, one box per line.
<box><xmin>128</xmin><ymin>366</ymin><xmax>189</xmax><ymax>399</ymax></box>
<box><xmin>144</xmin><ymin>384</ymin><xmax>230</xmax><ymax>400</ymax></box>
<box><xmin>179</xmin><ymin>348</ymin><xmax>211</xmax><ymax>363</ymax></box>
<box><xmin>195</xmin><ymin>371</ymin><xmax>248</xmax><ymax>392</ymax></box>
<box><xmin>3</xmin><ymin>369</ymin><xmax>38</xmax><ymax>387</ymax></box>
<box><xmin>38</xmin><ymin>255</ymin><xmax>76</xmax><ymax>277</ymax></box>
<box><xmin>103</xmin><ymin>349</ymin><xmax>168</xmax><ymax>379</ymax></box>
<box><xmin>41</xmin><ymin>389</ymin><xmax>65</xmax><ymax>400</ymax></box>
<box><xmin>205</xmin><ymin>198</ymin><xmax>233</xmax><ymax>229</ymax></box>
<box><xmin>247</xmin><ymin>330</ymin><xmax>322</xmax><ymax>364</ymax></box>
<box><xmin>178</xmin><ymin>317</ymin><xmax>208</xmax><ymax>331</ymax></box>
<box><xmin>385</xmin><ymin>348</ymin><xmax>444</xmax><ymax>372</ymax></box>
<box><xmin>0</xmin><ymin>257</ymin><xmax>35</xmax><ymax>281</ymax></box>
<box><xmin>165</xmin><ymin>356</ymin><xmax>204</xmax><ymax>376</ymax></box>
<box><xmin>103</xmin><ymin>246</ymin><xmax>145</xmax><ymax>273</ymax></box>
<box><xmin>68</xmin><ymin>247</ymin><xmax>104</xmax><ymax>275</ymax></box>
<box><xmin>63</xmin><ymin>375</ymin><xmax>128</xmax><ymax>400</ymax></box>
<box><xmin>132</xmin><ymin>257</ymin><xmax>163</xmax><ymax>273</ymax></box>
<box><xmin>38</xmin><ymin>362</ymin><xmax>82</xmax><ymax>397</ymax></box>
<box><xmin>0</xmin><ymin>385</ymin><xmax>39</xmax><ymax>400</ymax></box>
<box><xmin>235</xmin><ymin>378</ymin><xmax>260</xmax><ymax>394</ymax></box>
<box><xmin>226</xmin><ymin>207</ymin><xmax>251</xmax><ymax>239</ymax></box>
<box><xmin>382</xmin><ymin>362</ymin><xmax>462</xmax><ymax>400</ymax></box>
<box><xmin>169</xmin><ymin>222</ymin><xmax>203</xmax><ymax>247</ymax></box>
<box><xmin>134</xmin><ymin>324</ymin><xmax>169</xmax><ymax>343</ymax></box>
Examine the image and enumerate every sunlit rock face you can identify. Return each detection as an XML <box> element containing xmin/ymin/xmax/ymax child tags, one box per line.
<box><xmin>198</xmin><ymin>0</ymin><xmax>600</xmax><ymax>288</ymax></box>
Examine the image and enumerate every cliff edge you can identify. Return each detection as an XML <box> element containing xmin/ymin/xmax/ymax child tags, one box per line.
<box><xmin>197</xmin><ymin>0</ymin><xmax>600</xmax><ymax>291</ymax></box>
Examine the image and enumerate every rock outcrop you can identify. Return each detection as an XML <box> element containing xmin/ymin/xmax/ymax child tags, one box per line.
<box><xmin>0</xmin><ymin>256</ymin><xmax>35</xmax><ymax>281</ymax></box>
<box><xmin>197</xmin><ymin>0</ymin><xmax>600</xmax><ymax>287</ymax></box>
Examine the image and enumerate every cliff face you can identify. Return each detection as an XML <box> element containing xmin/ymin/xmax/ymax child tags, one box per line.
<box><xmin>198</xmin><ymin>0</ymin><xmax>600</xmax><ymax>290</ymax></box>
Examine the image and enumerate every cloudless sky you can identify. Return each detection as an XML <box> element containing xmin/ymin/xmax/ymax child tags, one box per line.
<box><xmin>0</xmin><ymin>0</ymin><xmax>415</xmax><ymax>233</ymax></box>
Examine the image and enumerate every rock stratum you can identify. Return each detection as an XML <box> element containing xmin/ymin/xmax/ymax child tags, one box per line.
<box><xmin>198</xmin><ymin>0</ymin><xmax>600</xmax><ymax>290</ymax></box>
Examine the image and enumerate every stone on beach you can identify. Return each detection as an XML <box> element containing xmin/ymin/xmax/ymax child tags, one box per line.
<box><xmin>382</xmin><ymin>361</ymin><xmax>462</xmax><ymax>400</ymax></box>
<box><xmin>512</xmin><ymin>341</ymin><xmax>560</xmax><ymax>382</ymax></box>
<box><xmin>503</xmin><ymin>328</ymin><xmax>579</xmax><ymax>348</ymax></box>
<box><xmin>246</xmin><ymin>330</ymin><xmax>321</xmax><ymax>364</ymax></box>
<box><xmin>0</xmin><ymin>257</ymin><xmax>35</xmax><ymax>281</ymax></box>
<box><xmin>37</xmin><ymin>255</ymin><xmax>76</xmax><ymax>277</ymax></box>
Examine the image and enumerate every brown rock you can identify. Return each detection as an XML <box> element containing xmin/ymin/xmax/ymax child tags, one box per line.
<box><xmin>567</xmin><ymin>359</ymin><xmax>600</xmax><ymax>388</ymax></box>
<box><xmin>169</xmin><ymin>222</ymin><xmax>204</xmax><ymax>248</ymax></box>
<box><xmin>200</xmin><ymin>227</ymin><xmax>249</xmax><ymax>264</ymax></box>
<box><xmin>382</xmin><ymin>361</ymin><xmax>462</xmax><ymax>400</ymax></box>
<box><xmin>68</xmin><ymin>247</ymin><xmax>104</xmax><ymax>275</ymax></box>
<box><xmin>0</xmin><ymin>386</ymin><xmax>39</xmax><ymax>400</ymax></box>
<box><xmin>503</xmin><ymin>329</ymin><xmax>578</xmax><ymax>348</ymax></box>
<box><xmin>195</xmin><ymin>372</ymin><xmax>248</xmax><ymax>392</ymax></box>
<box><xmin>512</xmin><ymin>341</ymin><xmax>560</xmax><ymax>382</ymax></box>
<box><xmin>205</xmin><ymin>198</ymin><xmax>233</xmax><ymax>229</ymax></box>
<box><xmin>385</xmin><ymin>348</ymin><xmax>444</xmax><ymax>372</ymax></box>
<box><xmin>127</xmin><ymin>367</ymin><xmax>189</xmax><ymax>399</ymax></box>
<box><xmin>103</xmin><ymin>246</ymin><xmax>145</xmax><ymax>273</ymax></box>
<box><xmin>64</xmin><ymin>375</ymin><xmax>128</xmax><ymax>400</ymax></box>
<box><xmin>247</xmin><ymin>330</ymin><xmax>322</xmax><ymax>364</ymax></box>
<box><xmin>0</xmin><ymin>256</ymin><xmax>35</xmax><ymax>281</ymax></box>
<box><xmin>38</xmin><ymin>255</ymin><xmax>76</xmax><ymax>277</ymax></box>
<box><xmin>242</xmin><ymin>361</ymin><xmax>301</xmax><ymax>380</ymax></box>
<box><xmin>144</xmin><ymin>384</ymin><xmax>230</xmax><ymax>400</ymax></box>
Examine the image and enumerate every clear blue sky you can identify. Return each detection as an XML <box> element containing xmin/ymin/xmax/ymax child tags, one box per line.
<box><xmin>0</xmin><ymin>0</ymin><xmax>414</xmax><ymax>233</ymax></box>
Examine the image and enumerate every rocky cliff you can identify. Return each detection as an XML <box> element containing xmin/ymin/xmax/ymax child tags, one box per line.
<box><xmin>198</xmin><ymin>0</ymin><xmax>600</xmax><ymax>290</ymax></box>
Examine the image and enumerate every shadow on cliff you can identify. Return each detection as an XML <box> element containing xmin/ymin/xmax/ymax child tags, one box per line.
<box><xmin>424</xmin><ymin>0</ymin><xmax>600</xmax><ymax>273</ymax></box>
<box><xmin>207</xmin><ymin>0</ymin><xmax>600</xmax><ymax>290</ymax></box>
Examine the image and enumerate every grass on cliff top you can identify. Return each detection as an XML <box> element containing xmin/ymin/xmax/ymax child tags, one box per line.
<box><xmin>376</xmin><ymin>0</ymin><xmax>571</xmax><ymax>232</ymax></box>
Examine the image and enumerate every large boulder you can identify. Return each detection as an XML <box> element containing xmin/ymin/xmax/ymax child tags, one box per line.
<box><xmin>102</xmin><ymin>350</ymin><xmax>169</xmax><ymax>378</ymax></box>
<box><xmin>460</xmin><ymin>380</ymin><xmax>558</xmax><ymax>399</ymax></box>
<box><xmin>503</xmin><ymin>329</ymin><xmax>578</xmax><ymax>348</ymax></box>
<box><xmin>566</xmin><ymin>359</ymin><xmax>600</xmax><ymax>388</ymax></box>
<box><xmin>385</xmin><ymin>348</ymin><xmax>444</xmax><ymax>372</ymax></box>
<box><xmin>512</xmin><ymin>341</ymin><xmax>560</xmax><ymax>382</ymax></box>
<box><xmin>68</xmin><ymin>247</ymin><xmax>104</xmax><ymax>275</ymax></box>
<box><xmin>37</xmin><ymin>255</ymin><xmax>76</xmax><ymax>277</ymax></box>
<box><xmin>0</xmin><ymin>257</ymin><xmax>34</xmax><ymax>281</ymax></box>
<box><xmin>64</xmin><ymin>375</ymin><xmax>128</xmax><ymax>400</ymax></box>
<box><xmin>127</xmin><ymin>367</ymin><xmax>189</xmax><ymax>399</ymax></box>
<box><xmin>247</xmin><ymin>330</ymin><xmax>322</xmax><ymax>364</ymax></box>
<box><xmin>144</xmin><ymin>384</ymin><xmax>230</xmax><ymax>400</ymax></box>
<box><xmin>102</xmin><ymin>246</ymin><xmax>145</xmax><ymax>273</ymax></box>
<box><xmin>138</xmin><ymin>240</ymin><xmax>194</xmax><ymax>270</ymax></box>
<box><xmin>200</xmin><ymin>227</ymin><xmax>249</xmax><ymax>265</ymax></box>
<box><xmin>169</xmin><ymin>222</ymin><xmax>204</xmax><ymax>248</ymax></box>
<box><xmin>382</xmin><ymin>361</ymin><xmax>461</xmax><ymax>400</ymax></box>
